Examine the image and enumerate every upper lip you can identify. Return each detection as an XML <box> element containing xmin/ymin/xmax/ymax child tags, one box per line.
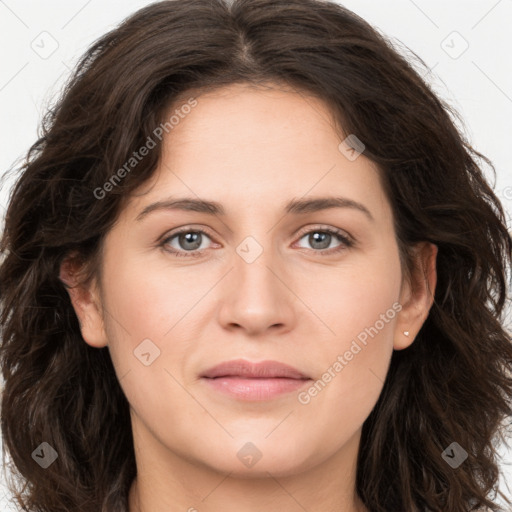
<box><xmin>201</xmin><ymin>359</ymin><xmax>310</xmax><ymax>379</ymax></box>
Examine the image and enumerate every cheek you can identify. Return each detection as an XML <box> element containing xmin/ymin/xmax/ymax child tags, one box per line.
<box><xmin>100</xmin><ymin>257</ymin><xmax>200</xmax><ymax>424</ymax></box>
<box><xmin>296</xmin><ymin>252</ymin><xmax>401</xmax><ymax>424</ymax></box>
<box><xmin>99</xmin><ymin>255</ymin><xmax>195</xmax><ymax>378</ymax></box>
<box><xmin>302</xmin><ymin>248</ymin><xmax>402</xmax><ymax>346</ymax></box>
<box><xmin>103</xmin><ymin>253</ymin><xmax>200</xmax><ymax>338</ymax></box>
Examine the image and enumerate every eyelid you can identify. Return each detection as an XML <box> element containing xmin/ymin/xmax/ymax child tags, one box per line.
<box><xmin>158</xmin><ymin>224</ymin><xmax>215</xmax><ymax>243</ymax></box>
<box><xmin>294</xmin><ymin>224</ymin><xmax>354</xmax><ymax>244</ymax></box>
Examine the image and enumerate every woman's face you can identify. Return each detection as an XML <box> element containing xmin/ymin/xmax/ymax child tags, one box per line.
<box><xmin>67</xmin><ymin>83</ymin><xmax>435</xmax><ymax>479</ymax></box>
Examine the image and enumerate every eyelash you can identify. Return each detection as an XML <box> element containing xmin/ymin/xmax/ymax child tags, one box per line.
<box><xmin>159</xmin><ymin>225</ymin><xmax>354</xmax><ymax>258</ymax></box>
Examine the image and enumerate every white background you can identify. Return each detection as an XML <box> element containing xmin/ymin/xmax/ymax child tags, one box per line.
<box><xmin>1</xmin><ymin>0</ymin><xmax>511</xmax><ymax>509</ymax></box>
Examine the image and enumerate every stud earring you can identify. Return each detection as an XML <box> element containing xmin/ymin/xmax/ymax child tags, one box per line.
<box><xmin>403</xmin><ymin>331</ymin><xmax>410</xmax><ymax>337</ymax></box>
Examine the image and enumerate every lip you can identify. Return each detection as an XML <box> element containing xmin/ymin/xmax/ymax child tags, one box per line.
<box><xmin>201</xmin><ymin>359</ymin><xmax>310</xmax><ymax>379</ymax></box>
<box><xmin>200</xmin><ymin>359</ymin><xmax>311</xmax><ymax>401</ymax></box>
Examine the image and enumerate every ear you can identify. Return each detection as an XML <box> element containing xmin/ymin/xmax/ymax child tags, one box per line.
<box><xmin>394</xmin><ymin>242</ymin><xmax>438</xmax><ymax>350</ymax></box>
<box><xmin>59</xmin><ymin>253</ymin><xmax>108</xmax><ymax>348</ymax></box>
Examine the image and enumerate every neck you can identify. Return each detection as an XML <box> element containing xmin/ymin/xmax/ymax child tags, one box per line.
<box><xmin>128</xmin><ymin>477</ymin><xmax>368</xmax><ymax>512</ymax></box>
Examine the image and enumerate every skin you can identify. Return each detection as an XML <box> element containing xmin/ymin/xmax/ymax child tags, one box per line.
<box><xmin>60</xmin><ymin>82</ymin><xmax>437</xmax><ymax>512</ymax></box>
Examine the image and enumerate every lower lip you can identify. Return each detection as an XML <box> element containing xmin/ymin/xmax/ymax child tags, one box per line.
<box><xmin>202</xmin><ymin>376</ymin><xmax>311</xmax><ymax>401</ymax></box>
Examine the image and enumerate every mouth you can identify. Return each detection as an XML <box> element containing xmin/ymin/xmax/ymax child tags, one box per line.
<box><xmin>200</xmin><ymin>359</ymin><xmax>312</xmax><ymax>401</ymax></box>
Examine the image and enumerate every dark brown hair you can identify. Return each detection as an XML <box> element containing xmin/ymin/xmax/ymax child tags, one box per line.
<box><xmin>1</xmin><ymin>0</ymin><xmax>511</xmax><ymax>511</ymax></box>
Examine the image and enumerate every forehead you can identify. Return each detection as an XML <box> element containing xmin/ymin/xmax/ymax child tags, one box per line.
<box><xmin>166</xmin><ymin>82</ymin><xmax>342</xmax><ymax>152</ymax></box>
<box><xmin>125</xmin><ymin>83</ymin><xmax>391</xmax><ymax>223</ymax></box>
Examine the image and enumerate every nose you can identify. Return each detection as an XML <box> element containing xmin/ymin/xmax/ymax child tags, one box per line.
<box><xmin>217</xmin><ymin>243</ymin><xmax>296</xmax><ymax>336</ymax></box>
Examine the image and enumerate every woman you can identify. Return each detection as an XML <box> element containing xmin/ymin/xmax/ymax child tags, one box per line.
<box><xmin>1</xmin><ymin>0</ymin><xmax>511</xmax><ymax>511</ymax></box>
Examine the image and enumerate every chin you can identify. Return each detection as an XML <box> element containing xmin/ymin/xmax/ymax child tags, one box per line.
<box><xmin>190</xmin><ymin>438</ymin><xmax>319</xmax><ymax>478</ymax></box>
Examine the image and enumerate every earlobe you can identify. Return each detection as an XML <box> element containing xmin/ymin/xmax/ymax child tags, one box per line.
<box><xmin>394</xmin><ymin>242</ymin><xmax>438</xmax><ymax>350</ymax></box>
<box><xmin>59</xmin><ymin>255</ymin><xmax>109</xmax><ymax>348</ymax></box>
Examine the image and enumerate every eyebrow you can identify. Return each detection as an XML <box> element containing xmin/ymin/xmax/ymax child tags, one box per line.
<box><xmin>135</xmin><ymin>195</ymin><xmax>374</xmax><ymax>222</ymax></box>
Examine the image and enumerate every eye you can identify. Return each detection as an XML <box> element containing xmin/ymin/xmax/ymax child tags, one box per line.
<box><xmin>294</xmin><ymin>226</ymin><xmax>353</xmax><ymax>255</ymax></box>
<box><xmin>160</xmin><ymin>225</ymin><xmax>354</xmax><ymax>258</ymax></box>
<box><xmin>161</xmin><ymin>228</ymin><xmax>214</xmax><ymax>257</ymax></box>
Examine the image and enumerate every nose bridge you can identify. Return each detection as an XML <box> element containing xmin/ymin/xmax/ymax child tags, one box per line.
<box><xmin>217</xmin><ymin>230</ymin><xmax>295</xmax><ymax>333</ymax></box>
<box><xmin>233</xmin><ymin>232</ymin><xmax>283</xmax><ymax>302</ymax></box>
